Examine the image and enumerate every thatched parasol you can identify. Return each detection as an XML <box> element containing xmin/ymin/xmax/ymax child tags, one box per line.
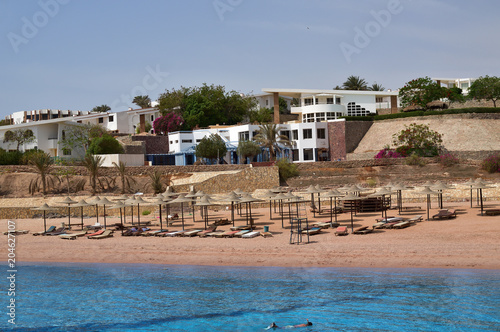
<box><xmin>340</xmin><ymin>193</ymin><xmax>363</xmax><ymax>232</ymax></box>
<box><xmin>238</xmin><ymin>194</ymin><xmax>262</xmax><ymax>231</ymax></box>
<box><xmin>323</xmin><ymin>189</ymin><xmax>344</xmax><ymax>225</ymax></box>
<box><xmin>71</xmin><ymin>199</ymin><xmax>90</xmax><ymax>230</ymax></box>
<box><xmin>166</xmin><ymin>194</ymin><xmax>192</xmax><ymax>230</ymax></box>
<box><xmin>416</xmin><ymin>186</ymin><xmax>438</xmax><ymax>221</ymax></box>
<box><xmin>31</xmin><ymin>203</ymin><xmax>55</xmax><ymax>233</ymax></box>
<box><xmin>195</xmin><ymin>195</ymin><xmax>217</xmax><ymax>229</ymax></box>
<box><xmin>58</xmin><ymin>196</ymin><xmax>77</xmax><ymax>229</ymax></box>
<box><xmin>470</xmin><ymin>181</ymin><xmax>495</xmax><ymax>216</ymax></box>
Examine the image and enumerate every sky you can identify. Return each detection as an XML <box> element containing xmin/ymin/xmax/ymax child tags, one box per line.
<box><xmin>1</xmin><ymin>0</ymin><xmax>499</xmax><ymax>119</ymax></box>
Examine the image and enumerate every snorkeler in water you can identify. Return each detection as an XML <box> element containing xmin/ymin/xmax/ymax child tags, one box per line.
<box><xmin>266</xmin><ymin>319</ymin><xmax>313</xmax><ymax>329</ymax></box>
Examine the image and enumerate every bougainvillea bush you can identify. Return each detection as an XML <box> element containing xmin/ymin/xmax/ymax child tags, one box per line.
<box><xmin>374</xmin><ymin>148</ymin><xmax>404</xmax><ymax>159</ymax></box>
<box><xmin>438</xmin><ymin>153</ymin><xmax>460</xmax><ymax>167</ymax></box>
<box><xmin>153</xmin><ymin>112</ymin><xmax>184</xmax><ymax>135</ymax></box>
<box><xmin>481</xmin><ymin>154</ymin><xmax>500</xmax><ymax>173</ymax></box>
<box><xmin>392</xmin><ymin>123</ymin><xmax>443</xmax><ymax>157</ymax></box>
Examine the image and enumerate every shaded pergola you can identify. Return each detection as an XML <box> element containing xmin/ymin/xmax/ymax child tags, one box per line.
<box><xmin>58</xmin><ymin>197</ymin><xmax>77</xmax><ymax>229</ymax></box>
<box><xmin>31</xmin><ymin>203</ymin><xmax>55</xmax><ymax>233</ymax></box>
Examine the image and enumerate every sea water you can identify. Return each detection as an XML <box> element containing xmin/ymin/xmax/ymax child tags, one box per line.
<box><xmin>3</xmin><ymin>263</ymin><xmax>500</xmax><ymax>331</ymax></box>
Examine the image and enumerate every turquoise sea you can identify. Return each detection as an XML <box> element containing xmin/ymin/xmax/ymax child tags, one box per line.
<box><xmin>4</xmin><ymin>263</ymin><xmax>500</xmax><ymax>331</ymax></box>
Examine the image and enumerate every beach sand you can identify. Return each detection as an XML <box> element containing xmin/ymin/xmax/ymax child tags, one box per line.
<box><xmin>3</xmin><ymin>200</ymin><xmax>500</xmax><ymax>269</ymax></box>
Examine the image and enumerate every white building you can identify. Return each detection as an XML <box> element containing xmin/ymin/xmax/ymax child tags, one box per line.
<box><xmin>433</xmin><ymin>78</ymin><xmax>476</xmax><ymax>95</ymax></box>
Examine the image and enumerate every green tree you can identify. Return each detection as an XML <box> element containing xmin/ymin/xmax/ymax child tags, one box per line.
<box><xmin>399</xmin><ymin>77</ymin><xmax>445</xmax><ymax>108</ymax></box>
<box><xmin>195</xmin><ymin>134</ymin><xmax>227</xmax><ymax>164</ymax></box>
<box><xmin>253</xmin><ymin>123</ymin><xmax>292</xmax><ymax>161</ymax></box>
<box><xmin>249</xmin><ymin>107</ymin><xmax>273</xmax><ymax>124</ymax></box>
<box><xmin>368</xmin><ymin>82</ymin><xmax>385</xmax><ymax>91</ymax></box>
<box><xmin>91</xmin><ymin>104</ymin><xmax>111</xmax><ymax>113</ymax></box>
<box><xmin>3</xmin><ymin>129</ymin><xmax>36</xmax><ymax>151</ymax></box>
<box><xmin>468</xmin><ymin>75</ymin><xmax>500</xmax><ymax>107</ymax></box>
<box><xmin>132</xmin><ymin>95</ymin><xmax>152</xmax><ymax>109</ymax></box>
<box><xmin>392</xmin><ymin>123</ymin><xmax>443</xmax><ymax>157</ymax></box>
<box><xmin>342</xmin><ymin>75</ymin><xmax>368</xmax><ymax>90</ymax></box>
<box><xmin>59</xmin><ymin>123</ymin><xmax>108</xmax><ymax>155</ymax></box>
<box><xmin>237</xmin><ymin>140</ymin><xmax>261</xmax><ymax>164</ymax></box>
<box><xmin>112</xmin><ymin>161</ymin><xmax>136</xmax><ymax>194</ymax></box>
<box><xmin>158</xmin><ymin>84</ymin><xmax>256</xmax><ymax>129</ymax></box>
<box><xmin>279</xmin><ymin>97</ymin><xmax>289</xmax><ymax>114</ymax></box>
<box><xmin>83</xmin><ymin>154</ymin><xmax>104</xmax><ymax>195</ymax></box>
<box><xmin>276</xmin><ymin>158</ymin><xmax>299</xmax><ymax>182</ymax></box>
<box><xmin>87</xmin><ymin>135</ymin><xmax>124</xmax><ymax>155</ymax></box>
<box><xmin>135</xmin><ymin>121</ymin><xmax>152</xmax><ymax>134</ymax></box>
<box><xmin>147</xmin><ymin>170</ymin><xmax>164</xmax><ymax>194</ymax></box>
<box><xmin>27</xmin><ymin>151</ymin><xmax>56</xmax><ymax>196</ymax></box>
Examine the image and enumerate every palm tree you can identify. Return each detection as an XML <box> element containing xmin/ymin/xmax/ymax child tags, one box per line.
<box><xmin>133</xmin><ymin>95</ymin><xmax>152</xmax><ymax>109</ymax></box>
<box><xmin>83</xmin><ymin>154</ymin><xmax>104</xmax><ymax>195</ymax></box>
<box><xmin>28</xmin><ymin>151</ymin><xmax>56</xmax><ymax>196</ymax></box>
<box><xmin>342</xmin><ymin>75</ymin><xmax>368</xmax><ymax>90</ymax></box>
<box><xmin>147</xmin><ymin>170</ymin><xmax>164</xmax><ymax>194</ymax></box>
<box><xmin>368</xmin><ymin>82</ymin><xmax>385</xmax><ymax>91</ymax></box>
<box><xmin>112</xmin><ymin>161</ymin><xmax>136</xmax><ymax>194</ymax></box>
<box><xmin>91</xmin><ymin>104</ymin><xmax>111</xmax><ymax>113</ymax></box>
<box><xmin>253</xmin><ymin>123</ymin><xmax>292</xmax><ymax>161</ymax></box>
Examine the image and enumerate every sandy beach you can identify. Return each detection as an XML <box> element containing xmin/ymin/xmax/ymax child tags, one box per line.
<box><xmin>3</xmin><ymin>199</ymin><xmax>500</xmax><ymax>270</ymax></box>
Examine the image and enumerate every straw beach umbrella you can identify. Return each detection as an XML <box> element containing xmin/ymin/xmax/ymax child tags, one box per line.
<box><xmin>340</xmin><ymin>193</ymin><xmax>362</xmax><ymax>232</ymax></box>
<box><xmin>222</xmin><ymin>191</ymin><xmax>241</xmax><ymax>227</ymax></box>
<box><xmin>195</xmin><ymin>195</ymin><xmax>217</xmax><ymax>229</ymax></box>
<box><xmin>391</xmin><ymin>183</ymin><xmax>410</xmax><ymax>214</ymax></box>
<box><xmin>166</xmin><ymin>193</ymin><xmax>192</xmax><ymax>230</ymax></box>
<box><xmin>323</xmin><ymin>189</ymin><xmax>344</xmax><ymax>226</ymax></box>
<box><xmin>71</xmin><ymin>199</ymin><xmax>90</xmax><ymax>230</ymax></box>
<box><xmin>97</xmin><ymin>197</ymin><xmax>114</xmax><ymax>229</ymax></box>
<box><xmin>88</xmin><ymin>196</ymin><xmax>102</xmax><ymax>225</ymax></box>
<box><xmin>31</xmin><ymin>203</ymin><xmax>55</xmax><ymax>233</ymax></box>
<box><xmin>151</xmin><ymin>195</ymin><xmax>168</xmax><ymax>232</ymax></box>
<box><xmin>470</xmin><ymin>181</ymin><xmax>495</xmax><ymax>216</ymax></box>
<box><xmin>58</xmin><ymin>196</ymin><xmax>77</xmax><ymax>229</ymax></box>
<box><xmin>416</xmin><ymin>186</ymin><xmax>438</xmax><ymax>221</ymax></box>
<box><xmin>238</xmin><ymin>194</ymin><xmax>262</xmax><ymax>231</ymax></box>
<box><xmin>272</xmin><ymin>192</ymin><xmax>289</xmax><ymax>228</ymax></box>
<box><xmin>463</xmin><ymin>178</ymin><xmax>476</xmax><ymax>208</ymax></box>
<box><xmin>305</xmin><ymin>185</ymin><xmax>321</xmax><ymax>217</ymax></box>
<box><xmin>108</xmin><ymin>201</ymin><xmax>128</xmax><ymax>235</ymax></box>
<box><xmin>432</xmin><ymin>181</ymin><xmax>454</xmax><ymax>209</ymax></box>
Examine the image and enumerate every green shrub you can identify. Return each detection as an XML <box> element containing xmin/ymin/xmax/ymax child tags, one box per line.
<box><xmin>405</xmin><ymin>153</ymin><xmax>426</xmax><ymax>167</ymax></box>
<box><xmin>0</xmin><ymin>150</ymin><xmax>23</xmax><ymax>165</ymax></box>
<box><xmin>142</xmin><ymin>210</ymin><xmax>151</xmax><ymax>216</ymax></box>
<box><xmin>276</xmin><ymin>158</ymin><xmax>298</xmax><ymax>181</ymax></box>
<box><xmin>481</xmin><ymin>154</ymin><xmax>500</xmax><ymax>173</ymax></box>
<box><xmin>87</xmin><ymin>135</ymin><xmax>124</xmax><ymax>155</ymax></box>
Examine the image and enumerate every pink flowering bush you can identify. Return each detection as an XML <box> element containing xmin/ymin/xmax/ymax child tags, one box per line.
<box><xmin>374</xmin><ymin>148</ymin><xmax>404</xmax><ymax>159</ymax></box>
<box><xmin>153</xmin><ymin>112</ymin><xmax>184</xmax><ymax>135</ymax></box>
<box><xmin>438</xmin><ymin>153</ymin><xmax>459</xmax><ymax>167</ymax></box>
<box><xmin>481</xmin><ymin>154</ymin><xmax>500</xmax><ymax>173</ymax></box>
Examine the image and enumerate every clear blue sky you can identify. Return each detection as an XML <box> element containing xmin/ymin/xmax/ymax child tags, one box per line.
<box><xmin>1</xmin><ymin>0</ymin><xmax>499</xmax><ymax>119</ymax></box>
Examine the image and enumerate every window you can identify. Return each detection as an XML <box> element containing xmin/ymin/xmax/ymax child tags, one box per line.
<box><xmin>347</xmin><ymin>102</ymin><xmax>370</xmax><ymax>117</ymax></box>
<box><xmin>303</xmin><ymin>148</ymin><xmax>314</xmax><ymax>161</ymax></box>
<box><xmin>461</xmin><ymin>82</ymin><xmax>469</xmax><ymax>89</ymax></box>
<box><xmin>170</xmin><ymin>141</ymin><xmax>173</xmax><ymax>144</ymax></box>
<box><xmin>302</xmin><ymin>113</ymin><xmax>314</xmax><ymax>123</ymax></box>
<box><xmin>252</xmin><ymin>131</ymin><xmax>258</xmax><ymax>138</ymax></box>
<box><xmin>327</xmin><ymin>98</ymin><xmax>334</xmax><ymax>104</ymax></box>
<box><xmin>326</xmin><ymin>112</ymin><xmax>336</xmax><ymax>120</ymax></box>
<box><xmin>316</xmin><ymin>112</ymin><xmax>325</xmax><ymax>122</ymax></box>
<box><xmin>303</xmin><ymin>129</ymin><xmax>312</xmax><ymax>139</ymax></box>
<box><xmin>292</xmin><ymin>130</ymin><xmax>298</xmax><ymax>140</ymax></box>
<box><xmin>304</xmin><ymin>98</ymin><xmax>313</xmax><ymax>106</ymax></box>
<box><xmin>196</xmin><ymin>139</ymin><xmax>202</xmax><ymax>143</ymax></box>
<box><xmin>175</xmin><ymin>140</ymin><xmax>178</xmax><ymax>143</ymax></box>
<box><xmin>150</xmin><ymin>115</ymin><xmax>154</xmax><ymax>122</ymax></box>
<box><xmin>108</xmin><ymin>115</ymin><xmax>114</xmax><ymax>122</ymax></box>
<box><xmin>62</xmin><ymin>130</ymin><xmax>66</xmax><ymax>140</ymax></box>
<box><xmin>281</xmin><ymin>130</ymin><xmax>290</xmax><ymax>139</ymax></box>
<box><xmin>336</xmin><ymin>97</ymin><xmax>341</xmax><ymax>104</ymax></box>
<box><xmin>317</xmin><ymin>128</ymin><xmax>326</xmax><ymax>139</ymax></box>
<box><xmin>62</xmin><ymin>148</ymin><xmax>71</xmax><ymax>156</ymax></box>
<box><xmin>98</xmin><ymin>117</ymin><xmax>104</xmax><ymax>123</ymax></box>
<box><xmin>182</xmin><ymin>139</ymin><xmax>192</xmax><ymax>143</ymax></box>
<box><xmin>266</xmin><ymin>99</ymin><xmax>269</xmax><ymax>106</ymax></box>
<box><xmin>375</xmin><ymin>97</ymin><xmax>383</xmax><ymax>103</ymax></box>
<box><xmin>292</xmin><ymin>149</ymin><xmax>299</xmax><ymax>161</ymax></box>
<box><xmin>239</xmin><ymin>131</ymin><xmax>249</xmax><ymax>141</ymax></box>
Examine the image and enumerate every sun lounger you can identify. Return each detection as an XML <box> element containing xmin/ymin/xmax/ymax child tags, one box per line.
<box><xmin>432</xmin><ymin>209</ymin><xmax>457</xmax><ymax>219</ymax></box>
<box><xmin>86</xmin><ymin>229</ymin><xmax>105</xmax><ymax>238</ymax></box>
<box><xmin>312</xmin><ymin>222</ymin><xmax>339</xmax><ymax>229</ymax></box>
<box><xmin>44</xmin><ymin>227</ymin><xmax>67</xmax><ymax>236</ymax></box>
<box><xmin>59</xmin><ymin>231</ymin><xmax>87</xmax><ymax>240</ymax></box>
<box><xmin>33</xmin><ymin>226</ymin><xmax>56</xmax><ymax>236</ymax></box>
<box><xmin>205</xmin><ymin>231</ymin><xmax>225</xmax><ymax>237</ymax></box>
<box><xmin>234</xmin><ymin>230</ymin><xmax>251</xmax><ymax>237</ymax></box>
<box><xmin>392</xmin><ymin>221</ymin><xmax>411</xmax><ymax>229</ymax></box>
<box><xmin>213</xmin><ymin>218</ymin><xmax>231</xmax><ymax>226</ymax></box>
<box><xmin>230</xmin><ymin>225</ymin><xmax>251</xmax><ymax>231</ymax></box>
<box><xmin>260</xmin><ymin>232</ymin><xmax>273</xmax><ymax>238</ymax></box>
<box><xmin>215</xmin><ymin>230</ymin><xmax>239</xmax><ymax>238</ymax></box>
<box><xmin>353</xmin><ymin>226</ymin><xmax>373</xmax><ymax>234</ymax></box>
<box><xmin>4</xmin><ymin>230</ymin><xmax>30</xmax><ymax>235</ymax></box>
<box><xmin>484</xmin><ymin>209</ymin><xmax>500</xmax><ymax>216</ymax></box>
<box><xmin>183</xmin><ymin>230</ymin><xmax>202</xmax><ymax>237</ymax></box>
<box><xmin>335</xmin><ymin>226</ymin><xmax>348</xmax><ymax>236</ymax></box>
<box><xmin>301</xmin><ymin>227</ymin><xmax>322</xmax><ymax>235</ymax></box>
<box><xmin>164</xmin><ymin>230</ymin><xmax>186</xmax><ymax>237</ymax></box>
<box><xmin>407</xmin><ymin>215</ymin><xmax>423</xmax><ymax>223</ymax></box>
<box><xmin>88</xmin><ymin>229</ymin><xmax>114</xmax><ymax>239</ymax></box>
<box><xmin>198</xmin><ymin>227</ymin><xmax>217</xmax><ymax>237</ymax></box>
<box><xmin>242</xmin><ymin>231</ymin><xmax>260</xmax><ymax>238</ymax></box>
<box><xmin>373</xmin><ymin>217</ymin><xmax>404</xmax><ymax>229</ymax></box>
